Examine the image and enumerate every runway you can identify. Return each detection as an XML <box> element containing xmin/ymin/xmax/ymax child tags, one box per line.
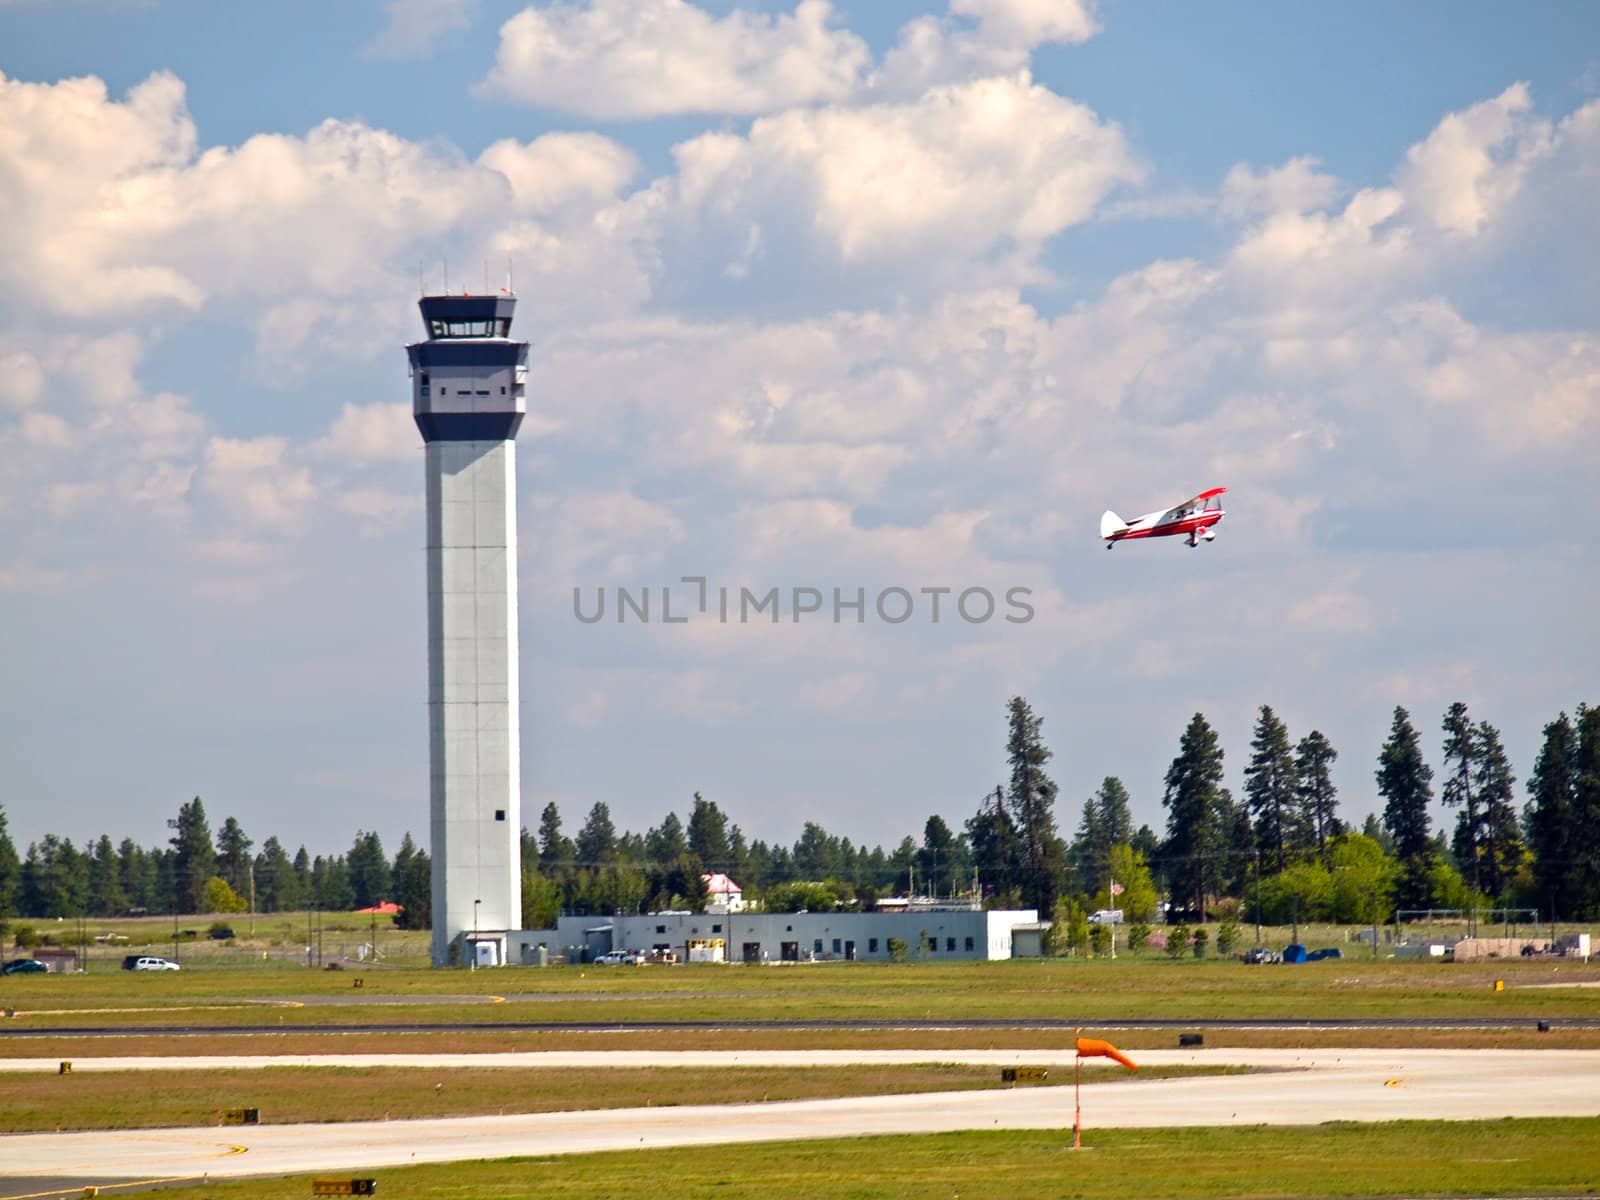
<box><xmin>1</xmin><ymin>1048</ymin><xmax>1597</xmax><ymax>1187</ymax></box>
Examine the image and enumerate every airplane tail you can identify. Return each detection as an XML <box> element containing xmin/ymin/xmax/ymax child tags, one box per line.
<box><xmin>1100</xmin><ymin>510</ymin><xmax>1128</xmax><ymax>540</ymax></box>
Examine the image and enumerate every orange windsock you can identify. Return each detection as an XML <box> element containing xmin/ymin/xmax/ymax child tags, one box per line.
<box><xmin>1076</xmin><ymin>1037</ymin><xmax>1138</xmax><ymax>1071</ymax></box>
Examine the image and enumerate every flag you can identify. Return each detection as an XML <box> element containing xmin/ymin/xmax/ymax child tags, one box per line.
<box><xmin>1110</xmin><ymin>881</ymin><xmax>1124</xmax><ymax>896</ymax></box>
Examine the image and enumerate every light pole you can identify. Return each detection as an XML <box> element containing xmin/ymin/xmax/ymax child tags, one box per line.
<box><xmin>472</xmin><ymin>899</ymin><xmax>481</xmax><ymax>971</ymax></box>
<box><xmin>1252</xmin><ymin>847</ymin><xmax>1261</xmax><ymax>947</ymax></box>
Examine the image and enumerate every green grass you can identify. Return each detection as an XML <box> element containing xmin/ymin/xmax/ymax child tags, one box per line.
<box><xmin>127</xmin><ymin>1119</ymin><xmax>1600</xmax><ymax>1199</ymax></box>
<box><xmin>6</xmin><ymin>955</ymin><xmax>1599</xmax><ymax>1030</ymax></box>
<box><xmin>0</xmin><ymin>1063</ymin><xmax>1242</xmax><ymax>1132</ymax></box>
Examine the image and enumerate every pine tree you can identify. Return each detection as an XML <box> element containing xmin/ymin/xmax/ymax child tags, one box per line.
<box><xmin>392</xmin><ymin>833</ymin><xmax>432</xmax><ymax>930</ymax></box>
<box><xmin>918</xmin><ymin>815</ymin><xmax>959</xmax><ymax>897</ymax></box>
<box><xmin>1441</xmin><ymin>701</ymin><xmax>1483</xmax><ymax>894</ymax></box>
<box><xmin>1572</xmin><ymin>705</ymin><xmax>1600</xmax><ymax>918</ymax></box>
<box><xmin>686</xmin><ymin>793</ymin><xmax>733</xmax><ymax>873</ymax></box>
<box><xmin>0</xmin><ymin>805</ymin><xmax>19</xmax><ymax>927</ymax></box>
<box><xmin>1244</xmin><ymin>706</ymin><xmax>1302</xmax><ymax>872</ymax></box>
<box><xmin>215</xmin><ymin>817</ymin><xmax>253</xmax><ymax>896</ymax></box>
<box><xmin>966</xmin><ymin>785</ymin><xmax>1020</xmax><ymax>903</ymax></box>
<box><xmin>645</xmin><ymin>812</ymin><xmax>688</xmax><ymax>865</ymax></box>
<box><xmin>254</xmin><ymin>837</ymin><xmax>299</xmax><ymax>913</ymax></box>
<box><xmin>575</xmin><ymin>803</ymin><xmax>618</xmax><ymax>867</ymax></box>
<box><xmin>87</xmin><ymin>835</ymin><xmax>125</xmax><ymax>917</ymax></box>
<box><xmin>1294</xmin><ymin>730</ymin><xmax>1340</xmax><ymax>864</ymax></box>
<box><xmin>347</xmin><ymin>830</ymin><xmax>389</xmax><ymax>908</ymax></box>
<box><xmin>537</xmin><ymin>802</ymin><xmax>574</xmax><ymax>873</ymax></box>
<box><xmin>1161</xmin><ymin>712</ymin><xmax>1229</xmax><ymax>918</ymax></box>
<box><xmin>170</xmin><ymin>797</ymin><xmax>217</xmax><ymax>913</ymax></box>
<box><xmin>1524</xmin><ymin>711</ymin><xmax>1580</xmax><ymax>919</ymax></box>
<box><xmin>1471</xmin><ymin>721</ymin><xmax>1523</xmax><ymax>898</ymax></box>
<box><xmin>1005</xmin><ymin>696</ymin><xmax>1067</xmax><ymax>915</ymax></box>
<box><xmin>1378</xmin><ymin>706</ymin><xmax>1434</xmax><ymax>911</ymax></box>
<box><xmin>1072</xmin><ymin>777</ymin><xmax>1132</xmax><ymax>888</ymax></box>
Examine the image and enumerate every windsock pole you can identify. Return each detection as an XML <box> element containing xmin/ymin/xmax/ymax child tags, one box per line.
<box><xmin>1073</xmin><ymin>1027</ymin><xmax>1082</xmax><ymax>1149</ymax></box>
<box><xmin>1073</xmin><ymin>1033</ymin><xmax>1138</xmax><ymax>1149</ymax></box>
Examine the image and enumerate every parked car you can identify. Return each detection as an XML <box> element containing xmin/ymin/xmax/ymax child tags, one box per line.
<box><xmin>208</xmin><ymin>927</ymin><xmax>237</xmax><ymax>941</ymax></box>
<box><xmin>2</xmin><ymin>958</ymin><xmax>48</xmax><ymax>975</ymax></box>
<box><xmin>1087</xmin><ymin>909</ymin><xmax>1124</xmax><ymax>925</ymax></box>
<box><xmin>645</xmin><ymin>948</ymin><xmax>678</xmax><ymax>965</ymax></box>
<box><xmin>593</xmin><ymin>950</ymin><xmax>634</xmax><ymax>966</ymax></box>
<box><xmin>123</xmin><ymin>956</ymin><xmax>181</xmax><ymax>971</ymax></box>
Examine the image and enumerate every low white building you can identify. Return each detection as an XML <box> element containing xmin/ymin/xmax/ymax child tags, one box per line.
<box><xmin>505</xmin><ymin>904</ymin><xmax>1038</xmax><ymax>965</ymax></box>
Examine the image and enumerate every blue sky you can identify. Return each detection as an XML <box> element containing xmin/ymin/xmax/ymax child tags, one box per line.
<box><xmin>1</xmin><ymin>0</ymin><xmax>1596</xmax><ymax>864</ymax></box>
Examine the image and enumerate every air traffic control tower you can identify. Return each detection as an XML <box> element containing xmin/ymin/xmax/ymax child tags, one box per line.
<box><xmin>407</xmin><ymin>294</ymin><xmax>528</xmax><ymax>967</ymax></box>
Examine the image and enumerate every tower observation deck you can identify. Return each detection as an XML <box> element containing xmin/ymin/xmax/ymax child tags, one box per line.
<box><xmin>407</xmin><ymin>294</ymin><xmax>529</xmax><ymax>967</ymax></box>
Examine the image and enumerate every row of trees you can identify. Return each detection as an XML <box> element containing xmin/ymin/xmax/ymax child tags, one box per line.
<box><xmin>0</xmin><ymin>798</ymin><xmax>432</xmax><ymax>932</ymax></box>
<box><xmin>3</xmin><ymin>699</ymin><xmax>1597</xmax><ymax>932</ymax></box>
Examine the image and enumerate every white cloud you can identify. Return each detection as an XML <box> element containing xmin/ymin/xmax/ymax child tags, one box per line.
<box><xmin>880</xmin><ymin>0</ymin><xmax>1099</xmax><ymax>94</ymax></box>
<box><xmin>312</xmin><ymin>402</ymin><xmax>418</xmax><ymax>465</ymax></box>
<box><xmin>481</xmin><ymin>0</ymin><xmax>870</xmax><ymax>118</ymax></box>
<box><xmin>653</xmin><ymin>73</ymin><xmax>1141</xmax><ymax>286</ymax></box>
<box><xmin>0</xmin><ymin>350</ymin><xmax>43</xmax><ymax>410</ymax></box>
<box><xmin>1398</xmin><ymin>82</ymin><xmax>1549</xmax><ymax>237</ymax></box>
<box><xmin>1219</xmin><ymin>156</ymin><xmax>1340</xmax><ymax>219</ymax></box>
<box><xmin>198</xmin><ymin>436</ymin><xmax>316</xmax><ymax>531</ymax></box>
<box><xmin>367</xmin><ymin>0</ymin><xmax>480</xmax><ymax>59</ymax></box>
<box><xmin>478</xmin><ymin>133</ymin><xmax>639</xmax><ymax>216</ymax></box>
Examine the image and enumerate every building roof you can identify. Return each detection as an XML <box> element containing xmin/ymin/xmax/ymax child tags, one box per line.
<box><xmin>702</xmin><ymin>873</ymin><xmax>741</xmax><ymax>894</ymax></box>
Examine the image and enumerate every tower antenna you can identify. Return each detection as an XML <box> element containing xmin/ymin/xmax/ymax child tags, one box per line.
<box><xmin>443</xmin><ymin>257</ymin><xmax>449</xmax><ymax>296</ymax></box>
<box><xmin>507</xmin><ymin>258</ymin><xmax>514</xmax><ymax>296</ymax></box>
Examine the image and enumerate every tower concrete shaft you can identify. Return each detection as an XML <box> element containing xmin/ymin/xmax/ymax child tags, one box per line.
<box><xmin>407</xmin><ymin>294</ymin><xmax>528</xmax><ymax>966</ymax></box>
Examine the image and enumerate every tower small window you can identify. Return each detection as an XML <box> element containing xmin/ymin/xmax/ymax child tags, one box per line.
<box><xmin>494</xmin><ymin>809</ymin><xmax>506</xmax><ymax>821</ymax></box>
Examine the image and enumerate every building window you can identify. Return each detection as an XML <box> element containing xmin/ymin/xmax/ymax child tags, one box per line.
<box><xmin>965</xmin><ymin>937</ymin><xmax>975</xmax><ymax>951</ymax></box>
<box><xmin>946</xmin><ymin>937</ymin><xmax>956</xmax><ymax>952</ymax></box>
<box><xmin>712</xmin><ymin>924</ymin><xmax>722</xmax><ymax>933</ymax></box>
<box><xmin>813</xmin><ymin>939</ymin><xmax>823</xmax><ymax>954</ymax></box>
<box><xmin>655</xmin><ymin>925</ymin><xmax>666</xmax><ymax>934</ymax></box>
<box><xmin>494</xmin><ymin>809</ymin><xmax>505</xmax><ymax>821</ymax></box>
<box><xmin>869</xmin><ymin>938</ymin><xmax>879</xmax><ymax>953</ymax></box>
<box><xmin>832</xmin><ymin>938</ymin><xmax>841</xmax><ymax>954</ymax></box>
<box><xmin>926</xmin><ymin>938</ymin><xmax>937</xmax><ymax>953</ymax></box>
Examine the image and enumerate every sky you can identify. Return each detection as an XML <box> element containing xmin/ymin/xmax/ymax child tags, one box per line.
<box><xmin>1</xmin><ymin>0</ymin><xmax>1597</xmax><ymax>863</ymax></box>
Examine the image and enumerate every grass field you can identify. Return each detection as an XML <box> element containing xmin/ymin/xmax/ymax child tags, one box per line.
<box><xmin>0</xmin><ymin>1062</ymin><xmax>1244</xmax><ymax>1132</ymax></box>
<box><xmin>82</xmin><ymin>1120</ymin><xmax>1600</xmax><ymax>1199</ymax></box>
<box><xmin>5</xmin><ymin>954</ymin><xmax>1599</xmax><ymax>1032</ymax></box>
<box><xmin>4</xmin><ymin>939</ymin><xmax>1599</xmax><ymax>1198</ymax></box>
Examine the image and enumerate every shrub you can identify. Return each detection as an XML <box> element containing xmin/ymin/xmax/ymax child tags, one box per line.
<box><xmin>12</xmin><ymin>925</ymin><xmax>40</xmax><ymax>951</ymax></box>
<box><xmin>1216</xmin><ymin>916</ymin><xmax>1240</xmax><ymax>957</ymax></box>
<box><xmin>1126</xmin><ymin>923</ymin><xmax>1151</xmax><ymax>955</ymax></box>
<box><xmin>1089</xmin><ymin>924</ymin><xmax>1111</xmax><ymax>957</ymax></box>
<box><xmin>887</xmin><ymin>937</ymin><xmax>908</xmax><ymax>963</ymax></box>
<box><xmin>1192</xmin><ymin>927</ymin><xmax>1209</xmax><ymax>959</ymax></box>
<box><xmin>1165</xmin><ymin>922</ymin><xmax>1190</xmax><ymax>960</ymax></box>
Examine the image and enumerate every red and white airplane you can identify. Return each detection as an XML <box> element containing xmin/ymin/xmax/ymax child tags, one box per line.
<box><xmin>1101</xmin><ymin>487</ymin><xmax>1227</xmax><ymax>548</ymax></box>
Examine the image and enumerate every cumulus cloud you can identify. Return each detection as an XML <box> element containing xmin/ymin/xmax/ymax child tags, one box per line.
<box><xmin>644</xmin><ymin>72</ymin><xmax>1141</xmax><ymax>299</ymax></box>
<box><xmin>879</xmin><ymin>0</ymin><xmax>1099</xmax><ymax>94</ymax></box>
<box><xmin>1398</xmin><ymin>82</ymin><xmax>1550</xmax><ymax>237</ymax></box>
<box><xmin>367</xmin><ymin>0</ymin><xmax>479</xmax><ymax>59</ymax></box>
<box><xmin>198</xmin><ymin>436</ymin><xmax>317</xmax><ymax>531</ymax></box>
<box><xmin>312</xmin><ymin>402</ymin><xmax>418</xmax><ymax>465</ymax></box>
<box><xmin>1219</xmin><ymin>156</ymin><xmax>1340</xmax><ymax>219</ymax></box>
<box><xmin>480</xmin><ymin>0</ymin><xmax>870</xmax><ymax>118</ymax></box>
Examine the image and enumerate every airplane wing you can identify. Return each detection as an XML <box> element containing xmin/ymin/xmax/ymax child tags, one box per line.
<box><xmin>1161</xmin><ymin>486</ymin><xmax>1227</xmax><ymax>522</ymax></box>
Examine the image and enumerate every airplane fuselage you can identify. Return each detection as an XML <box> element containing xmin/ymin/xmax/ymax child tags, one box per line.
<box><xmin>1109</xmin><ymin>507</ymin><xmax>1224</xmax><ymax>542</ymax></box>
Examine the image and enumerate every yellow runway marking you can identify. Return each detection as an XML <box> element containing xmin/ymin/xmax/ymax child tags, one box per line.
<box><xmin>1384</xmin><ymin>1077</ymin><xmax>1407</xmax><ymax>1087</ymax></box>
